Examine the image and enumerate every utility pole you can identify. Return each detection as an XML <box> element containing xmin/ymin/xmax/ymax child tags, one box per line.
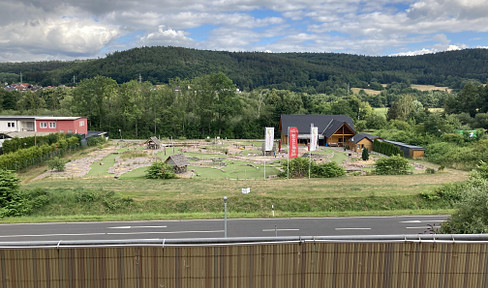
<box><xmin>19</xmin><ymin>72</ymin><xmax>22</xmax><ymax>83</ymax></box>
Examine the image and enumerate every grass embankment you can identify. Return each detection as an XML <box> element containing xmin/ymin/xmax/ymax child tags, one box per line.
<box><xmin>13</xmin><ymin>170</ymin><xmax>467</xmax><ymax>223</ymax></box>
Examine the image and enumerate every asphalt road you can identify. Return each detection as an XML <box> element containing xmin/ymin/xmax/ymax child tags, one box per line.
<box><xmin>0</xmin><ymin>215</ymin><xmax>448</xmax><ymax>242</ymax></box>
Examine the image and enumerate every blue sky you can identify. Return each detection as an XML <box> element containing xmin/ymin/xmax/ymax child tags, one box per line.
<box><xmin>1</xmin><ymin>0</ymin><xmax>488</xmax><ymax>61</ymax></box>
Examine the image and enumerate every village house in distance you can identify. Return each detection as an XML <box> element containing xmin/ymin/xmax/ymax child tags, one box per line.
<box><xmin>0</xmin><ymin>115</ymin><xmax>88</xmax><ymax>137</ymax></box>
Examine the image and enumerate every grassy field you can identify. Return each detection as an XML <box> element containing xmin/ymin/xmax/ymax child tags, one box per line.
<box><xmin>8</xmin><ymin>140</ymin><xmax>469</xmax><ymax>222</ymax></box>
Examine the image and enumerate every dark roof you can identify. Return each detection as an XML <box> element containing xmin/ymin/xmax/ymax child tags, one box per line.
<box><xmin>165</xmin><ymin>154</ymin><xmax>190</xmax><ymax>167</ymax></box>
<box><xmin>280</xmin><ymin>114</ymin><xmax>355</xmax><ymax>136</ymax></box>
<box><xmin>86</xmin><ymin>131</ymin><xmax>107</xmax><ymax>138</ymax></box>
<box><xmin>349</xmin><ymin>133</ymin><xmax>378</xmax><ymax>144</ymax></box>
<box><xmin>382</xmin><ymin>140</ymin><xmax>424</xmax><ymax>151</ymax></box>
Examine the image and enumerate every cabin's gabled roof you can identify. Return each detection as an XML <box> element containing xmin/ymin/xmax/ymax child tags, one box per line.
<box><xmin>165</xmin><ymin>154</ymin><xmax>190</xmax><ymax>167</ymax></box>
<box><xmin>349</xmin><ymin>133</ymin><xmax>378</xmax><ymax>144</ymax></box>
<box><xmin>144</xmin><ymin>136</ymin><xmax>161</xmax><ymax>146</ymax></box>
<box><xmin>280</xmin><ymin>114</ymin><xmax>355</xmax><ymax>136</ymax></box>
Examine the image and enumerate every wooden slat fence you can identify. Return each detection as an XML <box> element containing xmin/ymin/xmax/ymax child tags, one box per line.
<box><xmin>0</xmin><ymin>241</ymin><xmax>487</xmax><ymax>287</ymax></box>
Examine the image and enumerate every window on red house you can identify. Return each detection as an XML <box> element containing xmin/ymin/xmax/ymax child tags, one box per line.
<box><xmin>40</xmin><ymin>122</ymin><xmax>47</xmax><ymax>128</ymax></box>
<box><xmin>49</xmin><ymin>122</ymin><xmax>56</xmax><ymax>128</ymax></box>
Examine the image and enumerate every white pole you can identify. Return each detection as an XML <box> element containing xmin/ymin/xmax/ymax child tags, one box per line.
<box><xmin>309</xmin><ymin>151</ymin><xmax>311</xmax><ymax>179</ymax></box>
<box><xmin>309</xmin><ymin>123</ymin><xmax>312</xmax><ymax>179</ymax></box>
<box><xmin>224</xmin><ymin>196</ymin><xmax>227</xmax><ymax>238</ymax></box>
<box><xmin>287</xmin><ymin>127</ymin><xmax>290</xmax><ymax>179</ymax></box>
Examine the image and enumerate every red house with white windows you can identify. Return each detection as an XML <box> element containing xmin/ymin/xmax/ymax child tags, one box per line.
<box><xmin>0</xmin><ymin>116</ymin><xmax>88</xmax><ymax>136</ymax></box>
<box><xmin>35</xmin><ymin>116</ymin><xmax>87</xmax><ymax>135</ymax></box>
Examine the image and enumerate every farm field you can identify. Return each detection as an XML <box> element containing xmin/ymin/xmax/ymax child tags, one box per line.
<box><xmin>13</xmin><ymin>139</ymin><xmax>469</xmax><ymax>222</ymax></box>
<box><xmin>352</xmin><ymin>84</ymin><xmax>453</xmax><ymax>96</ymax></box>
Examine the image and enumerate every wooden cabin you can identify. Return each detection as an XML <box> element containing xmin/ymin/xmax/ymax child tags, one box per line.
<box><xmin>279</xmin><ymin>114</ymin><xmax>356</xmax><ymax>147</ymax></box>
<box><xmin>144</xmin><ymin>136</ymin><xmax>162</xmax><ymax>150</ymax></box>
<box><xmin>347</xmin><ymin>133</ymin><xmax>378</xmax><ymax>152</ymax></box>
<box><xmin>165</xmin><ymin>154</ymin><xmax>190</xmax><ymax>174</ymax></box>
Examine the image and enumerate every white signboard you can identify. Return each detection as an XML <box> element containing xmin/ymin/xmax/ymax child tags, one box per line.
<box><xmin>310</xmin><ymin>126</ymin><xmax>318</xmax><ymax>151</ymax></box>
<box><xmin>265</xmin><ymin>127</ymin><xmax>274</xmax><ymax>151</ymax></box>
<box><xmin>241</xmin><ymin>188</ymin><xmax>251</xmax><ymax>194</ymax></box>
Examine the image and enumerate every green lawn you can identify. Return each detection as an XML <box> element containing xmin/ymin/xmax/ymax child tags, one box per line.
<box><xmin>8</xmin><ymin>139</ymin><xmax>469</xmax><ymax>222</ymax></box>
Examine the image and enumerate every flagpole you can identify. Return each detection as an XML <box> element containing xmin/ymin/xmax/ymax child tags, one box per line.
<box><xmin>264</xmin><ymin>127</ymin><xmax>266</xmax><ymax>180</ymax></box>
<box><xmin>287</xmin><ymin>127</ymin><xmax>290</xmax><ymax>179</ymax></box>
<box><xmin>309</xmin><ymin>123</ymin><xmax>312</xmax><ymax>179</ymax></box>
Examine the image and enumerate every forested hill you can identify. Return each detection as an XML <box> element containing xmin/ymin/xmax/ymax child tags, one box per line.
<box><xmin>1</xmin><ymin>46</ymin><xmax>488</xmax><ymax>92</ymax></box>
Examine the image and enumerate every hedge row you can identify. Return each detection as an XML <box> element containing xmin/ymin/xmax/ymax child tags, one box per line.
<box><xmin>0</xmin><ymin>135</ymin><xmax>81</xmax><ymax>171</ymax></box>
<box><xmin>3</xmin><ymin>133</ymin><xmax>82</xmax><ymax>154</ymax></box>
<box><xmin>373</xmin><ymin>139</ymin><xmax>402</xmax><ymax>156</ymax></box>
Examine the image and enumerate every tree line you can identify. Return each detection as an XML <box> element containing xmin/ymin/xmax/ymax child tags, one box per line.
<box><xmin>2</xmin><ymin>47</ymin><xmax>488</xmax><ymax>93</ymax></box>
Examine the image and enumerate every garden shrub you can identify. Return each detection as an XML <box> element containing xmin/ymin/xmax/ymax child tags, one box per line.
<box><xmin>145</xmin><ymin>161</ymin><xmax>176</xmax><ymax>179</ymax></box>
<box><xmin>47</xmin><ymin>157</ymin><xmax>67</xmax><ymax>171</ymax></box>
<box><xmin>281</xmin><ymin>157</ymin><xmax>345</xmax><ymax>178</ymax></box>
<box><xmin>375</xmin><ymin>155</ymin><xmax>410</xmax><ymax>175</ymax></box>
<box><xmin>313</xmin><ymin>161</ymin><xmax>345</xmax><ymax>178</ymax></box>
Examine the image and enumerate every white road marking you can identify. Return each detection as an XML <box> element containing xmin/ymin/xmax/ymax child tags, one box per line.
<box><xmin>107</xmin><ymin>225</ymin><xmax>167</xmax><ymax>229</ymax></box>
<box><xmin>335</xmin><ymin>227</ymin><xmax>371</xmax><ymax>231</ymax></box>
<box><xmin>400</xmin><ymin>220</ymin><xmax>445</xmax><ymax>224</ymax></box>
<box><xmin>0</xmin><ymin>233</ymin><xmax>107</xmax><ymax>238</ymax></box>
<box><xmin>262</xmin><ymin>228</ymin><xmax>299</xmax><ymax>232</ymax></box>
<box><xmin>0</xmin><ymin>230</ymin><xmax>222</xmax><ymax>238</ymax></box>
<box><xmin>406</xmin><ymin>226</ymin><xmax>431</xmax><ymax>229</ymax></box>
<box><xmin>107</xmin><ymin>230</ymin><xmax>222</xmax><ymax>235</ymax></box>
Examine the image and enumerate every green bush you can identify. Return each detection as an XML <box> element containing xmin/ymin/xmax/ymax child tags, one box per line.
<box><xmin>87</xmin><ymin>136</ymin><xmax>105</xmax><ymax>146</ymax></box>
<box><xmin>281</xmin><ymin>157</ymin><xmax>345</xmax><ymax>178</ymax></box>
<box><xmin>440</xmin><ymin>183</ymin><xmax>488</xmax><ymax>234</ymax></box>
<box><xmin>0</xmin><ymin>170</ymin><xmax>23</xmax><ymax>217</ymax></box>
<box><xmin>47</xmin><ymin>157</ymin><xmax>66</xmax><ymax>171</ymax></box>
<box><xmin>313</xmin><ymin>161</ymin><xmax>345</xmax><ymax>178</ymax></box>
<box><xmin>375</xmin><ymin>155</ymin><xmax>410</xmax><ymax>175</ymax></box>
<box><xmin>145</xmin><ymin>161</ymin><xmax>176</xmax><ymax>179</ymax></box>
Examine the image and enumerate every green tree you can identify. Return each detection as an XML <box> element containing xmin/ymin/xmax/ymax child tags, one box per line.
<box><xmin>72</xmin><ymin>76</ymin><xmax>118</xmax><ymax>130</ymax></box>
<box><xmin>362</xmin><ymin>147</ymin><xmax>370</xmax><ymax>161</ymax></box>
<box><xmin>387</xmin><ymin>94</ymin><xmax>416</xmax><ymax>121</ymax></box>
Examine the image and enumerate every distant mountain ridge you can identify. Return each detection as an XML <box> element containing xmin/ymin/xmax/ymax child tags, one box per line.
<box><xmin>1</xmin><ymin>46</ymin><xmax>488</xmax><ymax>92</ymax></box>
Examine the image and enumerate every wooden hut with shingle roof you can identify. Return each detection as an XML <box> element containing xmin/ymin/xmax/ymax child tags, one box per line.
<box><xmin>164</xmin><ymin>154</ymin><xmax>190</xmax><ymax>174</ymax></box>
<box><xmin>144</xmin><ymin>136</ymin><xmax>162</xmax><ymax>150</ymax></box>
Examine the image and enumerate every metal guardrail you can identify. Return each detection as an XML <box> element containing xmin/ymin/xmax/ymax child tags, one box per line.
<box><xmin>1</xmin><ymin>234</ymin><xmax>487</xmax><ymax>249</ymax></box>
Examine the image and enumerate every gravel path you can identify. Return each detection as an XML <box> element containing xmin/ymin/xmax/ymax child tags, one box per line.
<box><xmin>33</xmin><ymin>146</ymin><xmax>118</xmax><ymax>180</ymax></box>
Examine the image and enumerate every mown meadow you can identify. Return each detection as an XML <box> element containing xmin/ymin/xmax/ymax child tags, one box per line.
<box><xmin>3</xmin><ymin>139</ymin><xmax>468</xmax><ymax>223</ymax></box>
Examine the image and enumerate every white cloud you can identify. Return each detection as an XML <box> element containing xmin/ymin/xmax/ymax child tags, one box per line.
<box><xmin>1</xmin><ymin>0</ymin><xmax>488</xmax><ymax>61</ymax></box>
<box><xmin>0</xmin><ymin>17</ymin><xmax>119</xmax><ymax>58</ymax></box>
<box><xmin>139</xmin><ymin>26</ymin><xmax>195</xmax><ymax>47</ymax></box>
